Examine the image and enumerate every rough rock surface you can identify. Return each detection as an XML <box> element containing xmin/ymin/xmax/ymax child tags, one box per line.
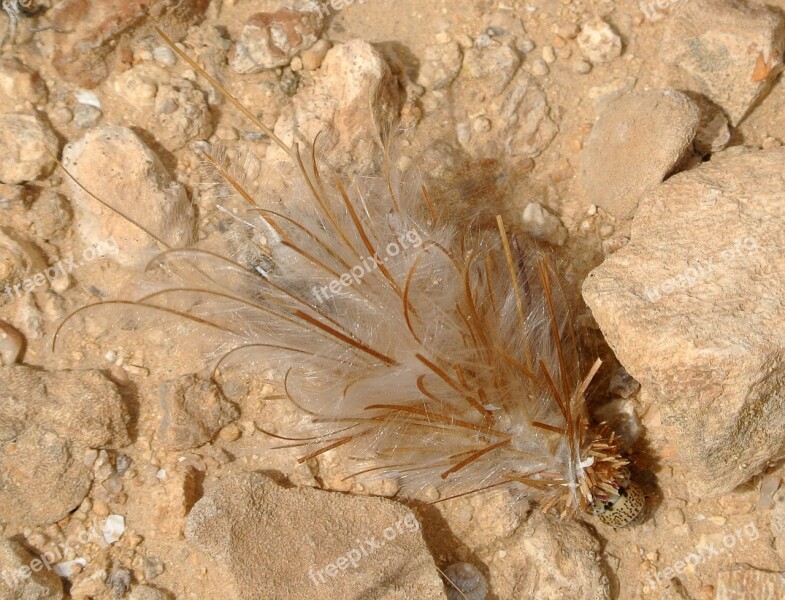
<box><xmin>661</xmin><ymin>0</ymin><xmax>785</xmax><ymax>125</ymax></box>
<box><xmin>581</xmin><ymin>89</ymin><xmax>700</xmax><ymax>221</ymax></box>
<box><xmin>50</xmin><ymin>0</ymin><xmax>209</xmax><ymax>89</ymax></box>
<box><xmin>62</xmin><ymin>125</ymin><xmax>195</xmax><ymax>268</ymax></box>
<box><xmin>714</xmin><ymin>566</ymin><xmax>785</xmax><ymax>599</ymax></box>
<box><xmin>158</xmin><ymin>375</ymin><xmax>240</xmax><ymax>450</ymax></box>
<box><xmin>229</xmin><ymin>9</ymin><xmax>324</xmax><ymax>73</ymax></box>
<box><xmin>453</xmin><ymin>40</ymin><xmax>557</xmax><ymax>158</ymax></box>
<box><xmin>271</xmin><ymin>39</ymin><xmax>401</xmax><ymax>171</ymax></box>
<box><xmin>0</xmin><ymin>538</ymin><xmax>65</xmax><ymax>599</ymax></box>
<box><xmin>583</xmin><ymin>148</ymin><xmax>785</xmax><ymax>497</ymax></box>
<box><xmin>185</xmin><ymin>471</ymin><xmax>447</xmax><ymax>600</ymax></box>
<box><xmin>111</xmin><ymin>63</ymin><xmax>213</xmax><ymax>152</ymax></box>
<box><xmin>577</xmin><ymin>18</ymin><xmax>622</xmax><ymax>64</ymax></box>
<box><xmin>0</xmin><ymin>112</ymin><xmax>58</xmax><ymax>184</ymax></box>
<box><xmin>0</xmin><ymin>57</ymin><xmax>47</xmax><ymax>105</ymax></box>
<box><xmin>482</xmin><ymin>512</ymin><xmax>610</xmax><ymax>599</ymax></box>
<box><xmin>0</xmin><ymin>366</ymin><xmax>130</xmax><ymax>528</ymax></box>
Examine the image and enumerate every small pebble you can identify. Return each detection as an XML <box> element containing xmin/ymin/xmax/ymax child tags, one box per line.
<box><xmin>73</xmin><ymin>103</ymin><xmax>102</xmax><ymax>128</ymax></box>
<box><xmin>472</xmin><ymin>116</ymin><xmax>491</xmax><ymax>133</ymax></box>
<box><xmin>50</xmin><ymin>106</ymin><xmax>73</xmax><ymax>125</ymax></box>
<box><xmin>0</xmin><ymin>320</ymin><xmax>24</xmax><ymax>364</ymax></box>
<box><xmin>152</xmin><ymin>46</ymin><xmax>176</xmax><ymax>66</ymax></box>
<box><xmin>301</xmin><ymin>39</ymin><xmax>332</xmax><ymax>70</ymax></box>
<box><xmin>542</xmin><ymin>45</ymin><xmax>556</xmax><ymax>64</ymax></box>
<box><xmin>531</xmin><ymin>58</ymin><xmax>549</xmax><ymax>76</ymax></box>
<box><xmin>572</xmin><ymin>59</ymin><xmax>592</xmax><ymax>74</ymax></box>
<box><xmin>667</xmin><ymin>509</ymin><xmax>685</xmax><ymax>525</ymax></box>
<box><xmin>577</xmin><ymin>18</ymin><xmax>623</xmax><ymax>64</ymax></box>
<box><xmin>444</xmin><ymin>562</ymin><xmax>489</xmax><ymax>600</ymax></box>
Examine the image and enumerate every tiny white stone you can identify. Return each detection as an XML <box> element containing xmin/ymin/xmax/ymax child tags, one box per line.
<box><xmin>103</xmin><ymin>515</ymin><xmax>125</xmax><ymax>544</ymax></box>
<box><xmin>53</xmin><ymin>558</ymin><xmax>87</xmax><ymax>577</ymax></box>
<box><xmin>74</xmin><ymin>90</ymin><xmax>102</xmax><ymax>109</ymax></box>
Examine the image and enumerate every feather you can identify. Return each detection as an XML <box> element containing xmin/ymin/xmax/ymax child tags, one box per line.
<box><xmin>53</xmin><ymin>28</ymin><xmax>644</xmax><ymax>526</ymax></box>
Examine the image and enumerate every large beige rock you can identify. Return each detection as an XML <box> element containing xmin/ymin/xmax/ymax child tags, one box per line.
<box><xmin>661</xmin><ymin>0</ymin><xmax>785</xmax><ymax>125</ymax></box>
<box><xmin>62</xmin><ymin>125</ymin><xmax>195</xmax><ymax>269</ymax></box>
<box><xmin>0</xmin><ymin>366</ymin><xmax>130</xmax><ymax>528</ymax></box>
<box><xmin>581</xmin><ymin>89</ymin><xmax>700</xmax><ymax>220</ymax></box>
<box><xmin>583</xmin><ymin>147</ymin><xmax>785</xmax><ymax>497</ymax></box>
<box><xmin>185</xmin><ymin>471</ymin><xmax>447</xmax><ymax>600</ymax></box>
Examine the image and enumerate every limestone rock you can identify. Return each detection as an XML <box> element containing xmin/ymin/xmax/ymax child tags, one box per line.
<box><xmin>185</xmin><ymin>471</ymin><xmax>446</xmax><ymax>600</ymax></box>
<box><xmin>0</xmin><ymin>112</ymin><xmax>58</xmax><ymax>184</ymax></box>
<box><xmin>0</xmin><ymin>57</ymin><xmax>47</xmax><ymax>105</ymax></box>
<box><xmin>0</xmin><ymin>320</ymin><xmax>24</xmax><ymax>365</ymax></box>
<box><xmin>581</xmin><ymin>89</ymin><xmax>700</xmax><ymax>220</ymax></box>
<box><xmin>158</xmin><ymin>375</ymin><xmax>240</xmax><ymax>450</ymax></box>
<box><xmin>582</xmin><ymin>148</ymin><xmax>785</xmax><ymax>497</ymax></box>
<box><xmin>0</xmin><ymin>426</ymin><xmax>92</xmax><ymax>529</ymax></box>
<box><xmin>229</xmin><ymin>9</ymin><xmax>324</xmax><ymax>73</ymax></box>
<box><xmin>661</xmin><ymin>0</ymin><xmax>785</xmax><ymax>125</ymax></box>
<box><xmin>0</xmin><ymin>538</ymin><xmax>65</xmax><ymax>599</ymax></box>
<box><xmin>521</xmin><ymin>202</ymin><xmax>568</xmax><ymax>246</ymax></box>
<box><xmin>482</xmin><ymin>511</ymin><xmax>610</xmax><ymax>599</ymax></box>
<box><xmin>0</xmin><ymin>366</ymin><xmax>130</xmax><ymax>528</ymax></box>
<box><xmin>453</xmin><ymin>40</ymin><xmax>557</xmax><ymax>158</ymax></box>
<box><xmin>419</xmin><ymin>41</ymin><xmax>463</xmax><ymax>90</ymax></box>
<box><xmin>128</xmin><ymin>586</ymin><xmax>171</xmax><ymax>600</ymax></box>
<box><xmin>62</xmin><ymin>125</ymin><xmax>195</xmax><ymax>269</ymax></box>
<box><xmin>714</xmin><ymin>566</ymin><xmax>785</xmax><ymax>599</ymax></box>
<box><xmin>577</xmin><ymin>18</ymin><xmax>622</xmax><ymax>64</ymax></box>
<box><xmin>111</xmin><ymin>63</ymin><xmax>213</xmax><ymax>152</ymax></box>
<box><xmin>271</xmin><ymin>39</ymin><xmax>401</xmax><ymax>172</ymax></box>
<box><xmin>50</xmin><ymin>0</ymin><xmax>209</xmax><ymax>89</ymax></box>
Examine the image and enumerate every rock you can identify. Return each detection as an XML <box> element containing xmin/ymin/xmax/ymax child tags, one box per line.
<box><xmin>481</xmin><ymin>511</ymin><xmax>609</xmax><ymax>599</ymax></box>
<box><xmin>111</xmin><ymin>63</ymin><xmax>213</xmax><ymax>152</ymax></box>
<box><xmin>26</xmin><ymin>190</ymin><xmax>73</xmax><ymax>241</ymax></box>
<box><xmin>0</xmin><ymin>226</ymin><xmax>48</xmax><ymax>308</ymax></box>
<box><xmin>300</xmin><ymin>38</ymin><xmax>331</xmax><ymax>71</ymax></box>
<box><xmin>419</xmin><ymin>41</ymin><xmax>463</xmax><ymax>90</ymax></box>
<box><xmin>158</xmin><ymin>375</ymin><xmax>240</xmax><ymax>450</ymax></box>
<box><xmin>229</xmin><ymin>9</ymin><xmax>324</xmax><ymax>73</ymax></box>
<box><xmin>577</xmin><ymin>18</ymin><xmax>622</xmax><ymax>64</ymax></box>
<box><xmin>50</xmin><ymin>0</ymin><xmax>209</xmax><ymax>89</ymax></box>
<box><xmin>0</xmin><ymin>57</ymin><xmax>47</xmax><ymax>105</ymax></box>
<box><xmin>582</xmin><ymin>148</ymin><xmax>785</xmax><ymax>497</ymax></box>
<box><xmin>271</xmin><ymin>39</ymin><xmax>401</xmax><ymax>172</ymax></box>
<box><xmin>0</xmin><ymin>538</ymin><xmax>65</xmax><ymax>599</ymax></box>
<box><xmin>73</xmin><ymin>103</ymin><xmax>103</xmax><ymax>129</ymax></box>
<box><xmin>0</xmin><ymin>320</ymin><xmax>24</xmax><ymax>365</ymax></box>
<box><xmin>185</xmin><ymin>471</ymin><xmax>446</xmax><ymax>600</ymax></box>
<box><xmin>521</xmin><ymin>202</ymin><xmax>568</xmax><ymax>246</ymax></box>
<box><xmin>714</xmin><ymin>566</ymin><xmax>785</xmax><ymax>599</ymax></box>
<box><xmin>0</xmin><ymin>366</ymin><xmax>130</xmax><ymax>529</ymax></box>
<box><xmin>689</xmin><ymin>94</ymin><xmax>731</xmax><ymax>156</ymax></box>
<box><xmin>0</xmin><ymin>112</ymin><xmax>58</xmax><ymax>184</ymax></box>
<box><xmin>453</xmin><ymin>41</ymin><xmax>557</xmax><ymax>158</ymax></box>
<box><xmin>62</xmin><ymin>125</ymin><xmax>195</xmax><ymax>268</ymax></box>
<box><xmin>443</xmin><ymin>563</ymin><xmax>488</xmax><ymax>600</ymax></box>
<box><xmin>581</xmin><ymin>90</ymin><xmax>700</xmax><ymax>220</ymax></box>
<box><xmin>0</xmin><ymin>426</ymin><xmax>92</xmax><ymax>529</ymax></box>
<box><xmin>128</xmin><ymin>586</ymin><xmax>171</xmax><ymax>600</ymax></box>
<box><xmin>0</xmin><ymin>365</ymin><xmax>131</xmax><ymax>448</ymax></box>
<box><xmin>661</xmin><ymin>0</ymin><xmax>785</xmax><ymax>125</ymax></box>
